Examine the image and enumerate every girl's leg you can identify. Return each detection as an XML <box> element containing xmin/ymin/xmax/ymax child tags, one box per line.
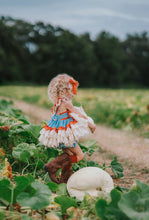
<box><xmin>63</xmin><ymin>144</ymin><xmax>84</xmax><ymax>162</ymax></box>
<box><xmin>44</xmin><ymin>152</ymin><xmax>72</xmax><ymax>184</ymax></box>
<box><xmin>44</xmin><ymin>145</ymin><xmax>84</xmax><ymax>184</ymax></box>
<box><xmin>60</xmin><ymin>144</ymin><xmax>84</xmax><ymax>183</ymax></box>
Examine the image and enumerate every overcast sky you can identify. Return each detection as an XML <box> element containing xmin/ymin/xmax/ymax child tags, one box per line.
<box><xmin>0</xmin><ymin>0</ymin><xmax>149</xmax><ymax>39</ymax></box>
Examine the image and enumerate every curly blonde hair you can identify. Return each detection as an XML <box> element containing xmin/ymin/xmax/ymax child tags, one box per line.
<box><xmin>48</xmin><ymin>73</ymin><xmax>78</xmax><ymax>103</ymax></box>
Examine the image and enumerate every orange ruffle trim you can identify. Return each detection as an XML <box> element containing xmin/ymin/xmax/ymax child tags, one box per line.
<box><xmin>43</xmin><ymin>111</ymin><xmax>77</xmax><ymax>133</ymax></box>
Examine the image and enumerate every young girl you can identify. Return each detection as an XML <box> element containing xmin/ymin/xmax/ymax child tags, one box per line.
<box><xmin>39</xmin><ymin>74</ymin><xmax>96</xmax><ymax>184</ymax></box>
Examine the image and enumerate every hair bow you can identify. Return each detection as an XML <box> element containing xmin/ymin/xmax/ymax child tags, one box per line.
<box><xmin>69</xmin><ymin>78</ymin><xmax>78</xmax><ymax>95</ymax></box>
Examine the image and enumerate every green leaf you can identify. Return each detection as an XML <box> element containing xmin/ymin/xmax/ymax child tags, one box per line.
<box><xmin>111</xmin><ymin>156</ymin><xmax>123</xmax><ymax>178</ymax></box>
<box><xmin>0</xmin><ymin>212</ymin><xmax>5</xmax><ymax>220</ymax></box>
<box><xmin>0</xmin><ymin>178</ymin><xmax>12</xmax><ymax>204</ymax></box>
<box><xmin>0</xmin><ymin>100</ymin><xmax>13</xmax><ymax>110</ymax></box>
<box><xmin>35</xmin><ymin>159</ymin><xmax>44</xmax><ymax>169</ymax></box>
<box><xmin>46</xmin><ymin>182</ymin><xmax>58</xmax><ymax>192</ymax></box>
<box><xmin>21</xmin><ymin>214</ymin><xmax>33</xmax><ymax>220</ymax></box>
<box><xmin>14</xmin><ymin>174</ymin><xmax>34</xmax><ymax>203</ymax></box>
<box><xmin>13</xmin><ymin>176</ymin><xmax>31</xmax><ymax>203</ymax></box>
<box><xmin>105</xmin><ymin>189</ymin><xmax>129</xmax><ymax>220</ymax></box>
<box><xmin>95</xmin><ymin>199</ymin><xmax>107</xmax><ymax>220</ymax></box>
<box><xmin>20</xmin><ymin>150</ymin><xmax>30</xmax><ymax>162</ymax></box>
<box><xmin>96</xmin><ymin>189</ymin><xmax>129</xmax><ymax>220</ymax></box>
<box><xmin>0</xmin><ymin>128</ymin><xmax>9</xmax><ymax>138</ymax></box>
<box><xmin>24</xmin><ymin>124</ymin><xmax>42</xmax><ymax>139</ymax></box>
<box><xmin>79</xmin><ymin>145</ymin><xmax>88</xmax><ymax>153</ymax></box>
<box><xmin>119</xmin><ymin>180</ymin><xmax>149</xmax><ymax>220</ymax></box>
<box><xmin>56</xmin><ymin>183</ymin><xmax>67</xmax><ymax>196</ymax></box>
<box><xmin>26</xmin><ymin>174</ymin><xmax>35</xmax><ymax>183</ymax></box>
<box><xmin>46</xmin><ymin>148</ymin><xmax>59</xmax><ymax>158</ymax></box>
<box><xmin>87</xmin><ymin>160</ymin><xmax>101</xmax><ymax>168</ymax></box>
<box><xmin>54</xmin><ymin>195</ymin><xmax>77</xmax><ymax>215</ymax></box>
<box><xmin>38</xmin><ymin>153</ymin><xmax>48</xmax><ymax>161</ymax></box>
<box><xmin>17</xmin><ymin>116</ymin><xmax>30</xmax><ymax>125</ymax></box>
<box><xmin>16</xmin><ymin>182</ymin><xmax>51</xmax><ymax>210</ymax></box>
<box><xmin>80</xmin><ymin>139</ymin><xmax>96</xmax><ymax>148</ymax></box>
<box><xmin>12</xmin><ymin>143</ymin><xmax>36</xmax><ymax>162</ymax></box>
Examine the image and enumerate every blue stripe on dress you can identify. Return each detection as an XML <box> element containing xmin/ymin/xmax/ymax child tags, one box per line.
<box><xmin>45</xmin><ymin>112</ymin><xmax>77</xmax><ymax>148</ymax></box>
<box><xmin>47</xmin><ymin>112</ymin><xmax>74</xmax><ymax>129</ymax></box>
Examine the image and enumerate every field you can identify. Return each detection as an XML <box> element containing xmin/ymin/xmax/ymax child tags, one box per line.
<box><xmin>0</xmin><ymin>85</ymin><xmax>149</xmax><ymax>136</ymax></box>
<box><xmin>0</xmin><ymin>85</ymin><xmax>149</xmax><ymax>219</ymax></box>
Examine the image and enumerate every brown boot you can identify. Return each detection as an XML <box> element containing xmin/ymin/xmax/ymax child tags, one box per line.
<box><xmin>60</xmin><ymin>155</ymin><xmax>77</xmax><ymax>183</ymax></box>
<box><xmin>44</xmin><ymin>152</ymin><xmax>71</xmax><ymax>184</ymax></box>
<box><xmin>60</xmin><ymin>169</ymin><xmax>73</xmax><ymax>183</ymax></box>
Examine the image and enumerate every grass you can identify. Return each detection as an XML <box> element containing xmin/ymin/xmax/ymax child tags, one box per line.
<box><xmin>0</xmin><ymin>85</ymin><xmax>149</xmax><ymax>134</ymax></box>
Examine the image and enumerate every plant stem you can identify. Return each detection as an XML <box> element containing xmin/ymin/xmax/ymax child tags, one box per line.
<box><xmin>43</xmin><ymin>172</ymin><xmax>48</xmax><ymax>182</ymax></box>
<box><xmin>11</xmin><ymin>160</ymin><xmax>17</xmax><ymax>167</ymax></box>
<box><xmin>22</xmin><ymin>160</ymin><xmax>30</xmax><ymax>175</ymax></box>
<box><xmin>33</xmin><ymin>158</ymin><xmax>39</xmax><ymax>178</ymax></box>
<box><xmin>42</xmin><ymin>209</ymin><xmax>45</xmax><ymax>219</ymax></box>
<box><xmin>84</xmin><ymin>153</ymin><xmax>88</xmax><ymax>166</ymax></box>
<box><xmin>30</xmin><ymin>209</ymin><xmax>33</xmax><ymax>216</ymax></box>
<box><xmin>9</xmin><ymin>185</ymin><xmax>14</xmax><ymax>211</ymax></box>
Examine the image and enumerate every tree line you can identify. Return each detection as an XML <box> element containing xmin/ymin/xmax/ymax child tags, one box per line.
<box><xmin>0</xmin><ymin>16</ymin><xmax>149</xmax><ymax>87</ymax></box>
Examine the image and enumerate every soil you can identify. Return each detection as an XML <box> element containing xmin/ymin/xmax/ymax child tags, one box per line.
<box><xmin>1</xmin><ymin>97</ymin><xmax>149</xmax><ymax>188</ymax></box>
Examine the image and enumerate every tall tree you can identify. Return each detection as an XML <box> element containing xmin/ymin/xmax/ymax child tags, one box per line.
<box><xmin>94</xmin><ymin>31</ymin><xmax>126</xmax><ymax>87</ymax></box>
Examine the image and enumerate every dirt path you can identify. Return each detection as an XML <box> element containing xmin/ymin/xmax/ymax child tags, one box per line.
<box><xmin>94</xmin><ymin>125</ymin><xmax>149</xmax><ymax>167</ymax></box>
<box><xmin>2</xmin><ymin>97</ymin><xmax>149</xmax><ymax>187</ymax></box>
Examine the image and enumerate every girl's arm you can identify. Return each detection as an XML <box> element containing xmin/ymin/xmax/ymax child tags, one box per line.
<box><xmin>64</xmin><ymin>101</ymin><xmax>87</xmax><ymax>119</ymax></box>
<box><xmin>64</xmin><ymin>100</ymin><xmax>96</xmax><ymax>133</ymax></box>
<box><xmin>88</xmin><ymin>121</ymin><xmax>96</xmax><ymax>133</ymax></box>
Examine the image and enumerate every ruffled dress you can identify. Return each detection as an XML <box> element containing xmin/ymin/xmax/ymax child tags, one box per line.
<box><xmin>39</xmin><ymin>100</ymin><xmax>94</xmax><ymax>149</ymax></box>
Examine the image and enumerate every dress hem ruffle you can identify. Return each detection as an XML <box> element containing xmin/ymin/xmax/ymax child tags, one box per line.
<box><xmin>39</xmin><ymin>107</ymin><xmax>94</xmax><ymax>149</ymax></box>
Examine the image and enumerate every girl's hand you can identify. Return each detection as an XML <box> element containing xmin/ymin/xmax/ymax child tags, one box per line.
<box><xmin>88</xmin><ymin>122</ymin><xmax>96</xmax><ymax>133</ymax></box>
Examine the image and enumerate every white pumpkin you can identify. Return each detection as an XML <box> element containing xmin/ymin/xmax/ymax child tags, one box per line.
<box><xmin>67</xmin><ymin>167</ymin><xmax>114</xmax><ymax>201</ymax></box>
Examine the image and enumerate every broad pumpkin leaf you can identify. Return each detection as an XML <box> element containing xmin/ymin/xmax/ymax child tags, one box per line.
<box><xmin>95</xmin><ymin>189</ymin><xmax>129</xmax><ymax>220</ymax></box>
<box><xmin>95</xmin><ymin>199</ymin><xmax>107</xmax><ymax>220</ymax></box>
<box><xmin>12</xmin><ymin>143</ymin><xmax>36</xmax><ymax>162</ymax></box>
<box><xmin>0</xmin><ymin>178</ymin><xmax>13</xmax><ymax>205</ymax></box>
<box><xmin>16</xmin><ymin>182</ymin><xmax>51</xmax><ymax>210</ymax></box>
<box><xmin>56</xmin><ymin>183</ymin><xmax>67</xmax><ymax>196</ymax></box>
<box><xmin>105</xmin><ymin>189</ymin><xmax>129</xmax><ymax>220</ymax></box>
<box><xmin>20</xmin><ymin>150</ymin><xmax>30</xmax><ymax>162</ymax></box>
<box><xmin>24</xmin><ymin>124</ymin><xmax>42</xmax><ymax>139</ymax></box>
<box><xmin>26</xmin><ymin>173</ymin><xmax>35</xmax><ymax>183</ymax></box>
<box><xmin>119</xmin><ymin>180</ymin><xmax>149</xmax><ymax>220</ymax></box>
<box><xmin>13</xmin><ymin>176</ymin><xmax>32</xmax><ymax>203</ymax></box>
<box><xmin>111</xmin><ymin>156</ymin><xmax>123</xmax><ymax>178</ymax></box>
<box><xmin>46</xmin><ymin>182</ymin><xmax>58</xmax><ymax>192</ymax></box>
<box><xmin>54</xmin><ymin>195</ymin><xmax>77</xmax><ymax>215</ymax></box>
